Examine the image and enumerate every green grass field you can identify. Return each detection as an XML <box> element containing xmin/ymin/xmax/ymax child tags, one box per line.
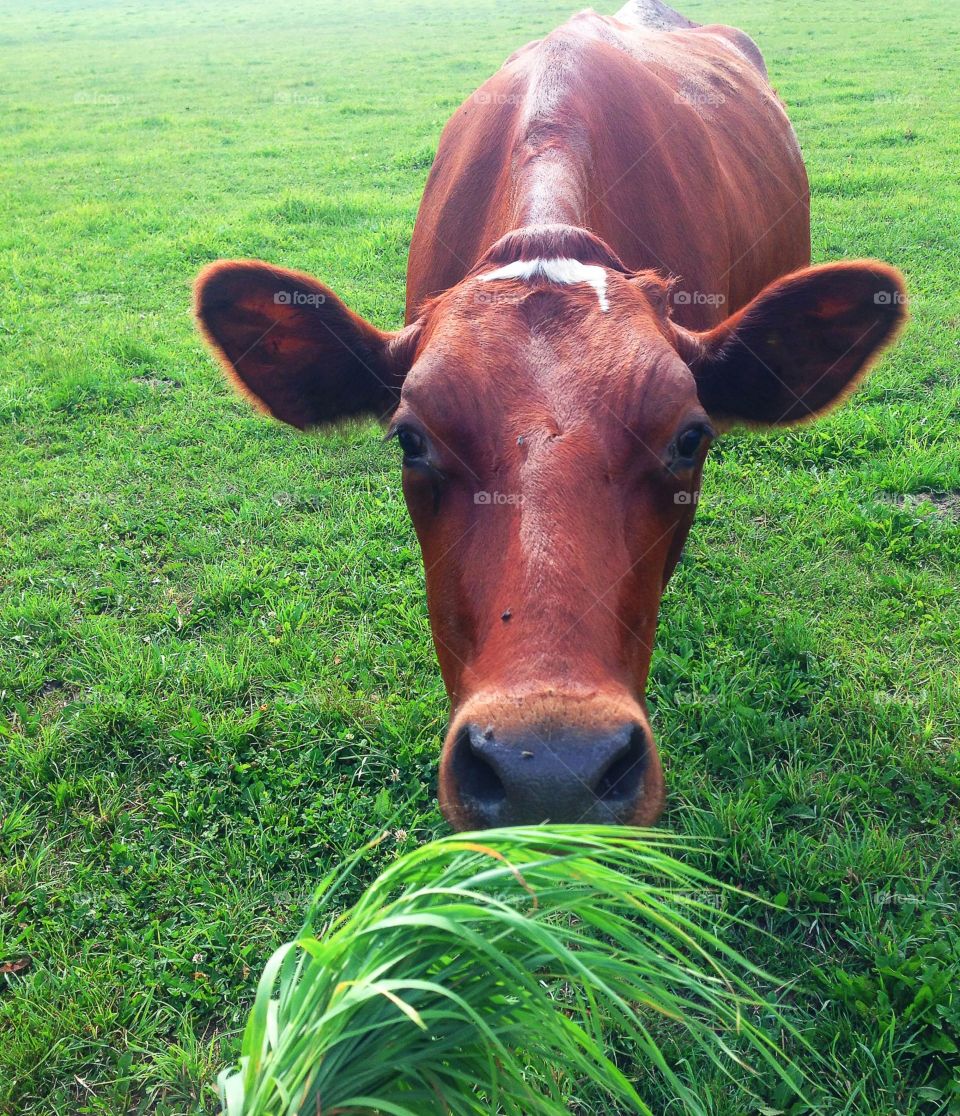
<box><xmin>2</xmin><ymin>0</ymin><xmax>958</xmax><ymax>1111</ymax></box>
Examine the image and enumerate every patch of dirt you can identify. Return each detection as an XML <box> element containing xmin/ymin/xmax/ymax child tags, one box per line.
<box><xmin>132</xmin><ymin>375</ymin><xmax>183</xmax><ymax>391</ymax></box>
<box><xmin>884</xmin><ymin>491</ymin><xmax>960</xmax><ymax>520</ymax></box>
<box><xmin>22</xmin><ymin>680</ymin><xmax>83</xmax><ymax>726</ymax></box>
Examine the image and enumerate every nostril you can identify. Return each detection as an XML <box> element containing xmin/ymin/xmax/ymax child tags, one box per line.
<box><xmin>595</xmin><ymin>724</ymin><xmax>648</xmax><ymax>803</ymax></box>
<box><xmin>452</xmin><ymin>725</ymin><xmax>507</xmax><ymax>812</ymax></box>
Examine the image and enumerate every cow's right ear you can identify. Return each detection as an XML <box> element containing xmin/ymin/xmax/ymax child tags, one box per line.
<box><xmin>194</xmin><ymin>260</ymin><xmax>420</xmax><ymax>429</ymax></box>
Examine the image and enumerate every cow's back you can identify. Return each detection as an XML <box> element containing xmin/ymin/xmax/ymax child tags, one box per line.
<box><xmin>406</xmin><ymin>6</ymin><xmax>809</xmax><ymax>328</ymax></box>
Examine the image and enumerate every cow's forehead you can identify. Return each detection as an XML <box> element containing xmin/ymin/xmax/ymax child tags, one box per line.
<box><xmin>402</xmin><ymin>270</ymin><xmax>698</xmax><ymax>432</ymax></box>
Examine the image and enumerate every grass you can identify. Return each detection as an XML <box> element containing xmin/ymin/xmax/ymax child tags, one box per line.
<box><xmin>0</xmin><ymin>0</ymin><xmax>957</xmax><ymax>1112</ymax></box>
<box><xmin>220</xmin><ymin>828</ymin><xmax>806</xmax><ymax>1115</ymax></box>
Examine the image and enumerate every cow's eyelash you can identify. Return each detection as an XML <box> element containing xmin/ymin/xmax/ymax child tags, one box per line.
<box><xmin>386</xmin><ymin>423</ymin><xmax>430</xmax><ymax>460</ymax></box>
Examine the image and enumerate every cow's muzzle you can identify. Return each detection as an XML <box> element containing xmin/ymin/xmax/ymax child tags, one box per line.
<box><xmin>439</xmin><ymin>707</ymin><xmax>665</xmax><ymax>830</ymax></box>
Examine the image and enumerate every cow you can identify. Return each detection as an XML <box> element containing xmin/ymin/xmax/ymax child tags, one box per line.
<box><xmin>194</xmin><ymin>0</ymin><xmax>906</xmax><ymax>831</ymax></box>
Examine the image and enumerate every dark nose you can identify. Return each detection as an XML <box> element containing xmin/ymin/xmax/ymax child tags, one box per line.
<box><xmin>448</xmin><ymin>721</ymin><xmax>649</xmax><ymax>828</ymax></box>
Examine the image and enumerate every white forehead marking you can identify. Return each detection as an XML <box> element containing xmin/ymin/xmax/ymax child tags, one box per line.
<box><xmin>477</xmin><ymin>256</ymin><xmax>610</xmax><ymax>312</ymax></box>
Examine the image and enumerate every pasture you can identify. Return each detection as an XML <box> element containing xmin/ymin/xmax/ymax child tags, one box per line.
<box><xmin>1</xmin><ymin>0</ymin><xmax>958</xmax><ymax>1111</ymax></box>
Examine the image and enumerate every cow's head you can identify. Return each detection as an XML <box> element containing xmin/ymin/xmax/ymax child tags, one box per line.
<box><xmin>195</xmin><ymin>226</ymin><xmax>905</xmax><ymax>830</ymax></box>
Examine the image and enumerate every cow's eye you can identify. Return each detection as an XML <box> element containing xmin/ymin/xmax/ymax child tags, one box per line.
<box><xmin>673</xmin><ymin>423</ymin><xmax>713</xmax><ymax>462</ymax></box>
<box><xmin>396</xmin><ymin>427</ymin><xmax>427</xmax><ymax>460</ymax></box>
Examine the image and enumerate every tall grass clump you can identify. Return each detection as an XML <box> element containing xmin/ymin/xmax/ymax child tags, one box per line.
<box><xmin>220</xmin><ymin>826</ymin><xmax>806</xmax><ymax>1114</ymax></box>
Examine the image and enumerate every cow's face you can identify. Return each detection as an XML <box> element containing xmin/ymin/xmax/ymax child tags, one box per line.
<box><xmin>390</xmin><ymin>254</ymin><xmax>707</xmax><ymax>830</ymax></box>
<box><xmin>195</xmin><ymin>227</ymin><xmax>905</xmax><ymax>830</ymax></box>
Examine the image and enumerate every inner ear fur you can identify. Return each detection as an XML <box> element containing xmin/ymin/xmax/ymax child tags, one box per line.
<box><xmin>672</xmin><ymin>260</ymin><xmax>907</xmax><ymax>426</ymax></box>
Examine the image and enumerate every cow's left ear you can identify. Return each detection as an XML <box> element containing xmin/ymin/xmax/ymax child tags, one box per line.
<box><xmin>674</xmin><ymin>261</ymin><xmax>907</xmax><ymax>426</ymax></box>
<box><xmin>194</xmin><ymin>260</ymin><xmax>420</xmax><ymax>429</ymax></box>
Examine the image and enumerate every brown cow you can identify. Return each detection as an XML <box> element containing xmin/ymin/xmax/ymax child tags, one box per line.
<box><xmin>194</xmin><ymin>0</ymin><xmax>906</xmax><ymax>830</ymax></box>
